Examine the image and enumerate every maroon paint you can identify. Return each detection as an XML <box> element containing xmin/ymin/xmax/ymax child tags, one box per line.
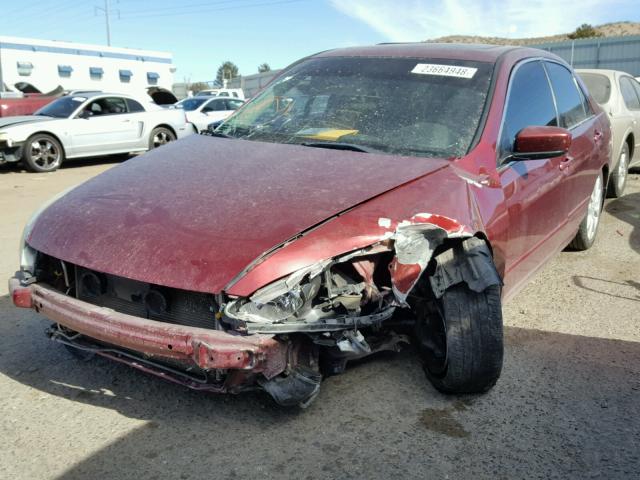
<box><xmin>0</xmin><ymin>94</ymin><xmax>56</xmax><ymax>117</ymax></box>
<box><xmin>9</xmin><ymin>279</ymin><xmax>287</xmax><ymax>378</ymax></box>
<box><xmin>27</xmin><ymin>134</ymin><xmax>450</xmax><ymax>294</ymax></box>
<box><xmin>23</xmin><ymin>44</ymin><xmax>611</xmax><ymax>307</ymax></box>
<box><xmin>514</xmin><ymin>126</ymin><xmax>572</xmax><ymax>154</ymax></box>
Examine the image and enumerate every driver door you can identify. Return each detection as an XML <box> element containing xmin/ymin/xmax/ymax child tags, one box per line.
<box><xmin>498</xmin><ymin>60</ymin><xmax>572</xmax><ymax>295</ymax></box>
<box><xmin>72</xmin><ymin>97</ymin><xmax>138</xmax><ymax>155</ymax></box>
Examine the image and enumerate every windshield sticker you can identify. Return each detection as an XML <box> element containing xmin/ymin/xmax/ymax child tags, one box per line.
<box><xmin>411</xmin><ymin>64</ymin><xmax>477</xmax><ymax>79</ymax></box>
<box><xmin>72</xmin><ymin>97</ymin><xmax>87</xmax><ymax>102</ymax></box>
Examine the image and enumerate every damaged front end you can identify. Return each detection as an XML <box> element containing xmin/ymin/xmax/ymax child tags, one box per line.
<box><xmin>220</xmin><ymin>214</ymin><xmax>498</xmax><ymax>405</ymax></box>
<box><xmin>13</xmin><ymin>210</ymin><xmax>500</xmax><ymax>408</ymax></box>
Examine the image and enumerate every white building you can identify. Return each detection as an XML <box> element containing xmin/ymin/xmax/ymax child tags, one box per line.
<box><xmin>0</xmin><ymin>36</ymin><xmax>175</xmax><ymax>96</ymax></box>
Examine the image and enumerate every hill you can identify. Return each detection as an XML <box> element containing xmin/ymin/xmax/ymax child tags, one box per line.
<box><xmin>428</xmin><ymin>21</ymin><xmax>640</xmax><ymax>45</ymax></box>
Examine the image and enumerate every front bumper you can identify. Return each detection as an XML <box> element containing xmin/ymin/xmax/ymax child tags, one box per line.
<box><xmin>0</xmin><ymin>141</ymin><xmax>23</xmax><ymax>164</ymax></box>
<box><xmin>8</xmin><ymin>276</ymin><xmax>288</xmax><ymax>379</ymax></box>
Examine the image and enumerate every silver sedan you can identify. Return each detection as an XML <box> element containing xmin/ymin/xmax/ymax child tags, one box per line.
<box><xmin>578</xmin><ymin>69</ymin><xmax>640</xmax><ymax>197</ymax></box>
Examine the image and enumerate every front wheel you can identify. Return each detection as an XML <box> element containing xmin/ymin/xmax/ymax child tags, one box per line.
<box><xmin>149</xmin><ymin>127</ymin><xmax>176</xmax><ymax>150</ymax></box>
<box><xmin>417</xmin><ymin>283</ymin><xmax>504</xmax><ymax>394</ymax></box>
<box><xmin>568</xmin><ymin>171</ymin><xmax>604</xmax><ymax>251</ymax></box>
<box><xmin>22</xmin><ymin>134</ymin><xmax>64</xmax><ymax>172</ymax></box>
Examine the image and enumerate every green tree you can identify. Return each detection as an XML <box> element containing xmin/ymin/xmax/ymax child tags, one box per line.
<box><xmin>216</xmin><ymin>61</ymin><xmax>239</xmax><ymax>85</ymax></box>
<box><xmin>568</xmin><ymin>24</ymin><xmax>603</xmax><ymax>40</ymax></box>
<box><xmin>258</xmin><ymin>63</ymin><xmax>271</xmax><ymax>73</ymax></box>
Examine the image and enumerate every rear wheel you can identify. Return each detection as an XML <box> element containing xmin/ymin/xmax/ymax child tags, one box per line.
<box><xmin>568</xmin><ymin>171</ymin><xmax>604</xmax><ymax>251</ymax></box>
<box><xmin>416</xmin><ymin>283</ymin><xmax>503</xmax><ymax>394</ymax></box>
<box><xmin>149</xmin><ymin>127</ymin><xmax>176</xmax><ymax>149</ymax></box>
<box><xmin>607</xmin><ymin>142</ymin><xmax>629</xmax><ymax>198</ymax></box>
<box><xmin>22</xmin><ymin>133</ymin><xmax>64</xmax><ymax>172</ymax></box>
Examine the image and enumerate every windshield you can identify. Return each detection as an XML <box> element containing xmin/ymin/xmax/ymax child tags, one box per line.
<box><xmin>217</xmin><ymin>57</ymin><xmax>493</xmax><ymax>158</ymax></box>
<box><xmin>34</xmin><ymin>96</ymin><xmax>86</xmax><ymax>118</ymax></box>
<box><xmin>578</xmin><ymin>72</ymin><xmax>611</xmax><ymax>105</ymax></box>
<box><xmin>176</xmin><ymin>97</ymin><xmax>209</xmax><ymax>111</ymax></box>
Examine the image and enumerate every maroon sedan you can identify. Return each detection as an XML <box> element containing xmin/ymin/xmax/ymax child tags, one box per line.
<box><xmin>10</xmin><ymin>44</ymin><xmax>611</xmax><ymax>407</ymax></box>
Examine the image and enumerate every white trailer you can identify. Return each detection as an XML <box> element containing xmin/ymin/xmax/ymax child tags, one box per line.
<box><xmin>0</xmin><ymin>36</ymin><xmax>175</xmax><ymax>97</ymax></box>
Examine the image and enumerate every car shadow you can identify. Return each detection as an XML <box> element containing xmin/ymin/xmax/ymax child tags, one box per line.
<box><xmin>0</xmin><ymin>154</ymin><xmax>131</xmax><ymax>174</ymax></box>
<box><xmin>605</xmin><ymin>191</ymin><xmax>640</xmax><ymax>255</ymax></box>
<box><xmin>572</xmin><ymin>275</ymin><xmax>640</xmax><ymax>302</ymax></box>
<box><xmin>1</xmin><ymin>294</ymin><xmax>639</xmax><ymax>479</ymax></box>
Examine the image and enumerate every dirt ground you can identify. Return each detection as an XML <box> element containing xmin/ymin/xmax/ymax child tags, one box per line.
<box><xmin>0</xmin><ymin>158</ymin><xmax>638</xmax><ymax>480</ymax></box>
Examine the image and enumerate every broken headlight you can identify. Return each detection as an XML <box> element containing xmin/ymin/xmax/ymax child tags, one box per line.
<box><xmin>225</xmin><ymin>245</ymin><xmax>393</xmax><ymax>326</ymax></box>
<box><xmin>225</xmin><ymin>267</ymin><xmax>324</xmax><ymax>324</ymax></box>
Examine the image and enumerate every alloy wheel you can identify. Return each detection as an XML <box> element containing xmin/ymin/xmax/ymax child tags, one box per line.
<box><xmin>585</xmin><ymin>174</ymin><xmax>603</xmax><ymax>242</ymax></box>
<box><xmin>30</xmin><ymin>138</ymin><xmax>61</xmax><ymax>170</ymax></box>
<box><xmin>616</xmin><ymin>148</ymin><xmax>628</xmax><ymax>193</ymax></box>
<box><xmin>153</xmin><ymin>131</ymin><xmax>171</xmax><ymax>148</ymax></box>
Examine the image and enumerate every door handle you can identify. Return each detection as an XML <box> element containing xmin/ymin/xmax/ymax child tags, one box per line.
<box><xmin>559</xmin><ymin>156</ymin><xmax>573</xmax><ymax>171</ymax></box>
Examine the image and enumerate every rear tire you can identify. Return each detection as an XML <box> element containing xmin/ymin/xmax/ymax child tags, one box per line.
<box><xmin>22</xmin><ymin>133</ymin><xmax>64</xmax><ymax>172</ymax></box>
<box><xmin>568</xmin><ymin>171</ymin><xmax>604</xmax><ymax>251</ymax></box>
<box><xmin>417</xmin><ymin>283</ymin><xmax>504</xmax><ymax>394</ymax></box>
<box><xmin>148</xmin><ymin>127</ymin><xmax>176</xmax><ymax>150</ymax></box>
<box><xmin>607</xmin><ymin>142</ymin><xmax>629</xmax><ymax>198</ymax></box>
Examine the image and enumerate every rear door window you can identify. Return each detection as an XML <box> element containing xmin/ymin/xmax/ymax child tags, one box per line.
<box><xmin>544</xmin><ymin>62</ymin><xmax>589</xmax><ymax>128</ymax></box>
<box><xmin>578</xmin><ymin>72</ymin><xmax>611</xmax><ymax>104</ymax></box>
<box><xmin>500</xmin><ymin>60</ymin><xmax>558</xmax><ymax>161</ymax></box>
<box><xmin>619</xmin><ymin>76</ymin><xmax>640</xmax><ymax>110</ymax></box>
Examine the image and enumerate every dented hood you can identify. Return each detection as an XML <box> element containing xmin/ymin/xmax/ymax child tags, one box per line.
<box><xmin>28</xmin><ymin>134</ymin><xmax>450</xmax><ymax>293</ymax></box>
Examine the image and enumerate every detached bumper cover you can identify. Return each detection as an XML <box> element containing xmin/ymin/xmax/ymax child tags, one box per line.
<box><xmin>8</xmin><ymin>276</ymin><xmax>287</xmax><ymax>378</ymax></box>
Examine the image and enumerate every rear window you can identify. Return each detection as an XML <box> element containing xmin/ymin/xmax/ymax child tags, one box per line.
<box><xmin>578</xmin><ymin>73</ymin><xmax>611</xmax><ymax>105</ymax></box>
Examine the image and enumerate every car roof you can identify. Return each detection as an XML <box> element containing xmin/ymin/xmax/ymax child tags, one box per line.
<box><xmin>313</xmin><ymin>43</ymin><xmax>555</xmax><ymax>64</ymax></box>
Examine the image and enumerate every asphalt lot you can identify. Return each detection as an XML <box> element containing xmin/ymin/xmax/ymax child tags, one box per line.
<box><xmin>0</xmin><ymin>157</ymin><xmax>639</xmax><ymax>479</ymax></box>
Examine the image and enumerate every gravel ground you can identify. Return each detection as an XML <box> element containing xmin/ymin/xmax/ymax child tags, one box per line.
<box><xmin>0</xmin><ymin>158</ymin><xmax>638</xmax><ymax>480</ymax></box>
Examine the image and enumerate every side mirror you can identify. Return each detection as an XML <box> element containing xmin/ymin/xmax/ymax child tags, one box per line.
<box><xmin>78</xmin><ymin>110</ymin><xmax>93</xmax><ymax>119</ymax></box>
<box><xmin>512</xmin><ymin>126</ymin><xmax>571</xmax><ymax>160</ymax></box>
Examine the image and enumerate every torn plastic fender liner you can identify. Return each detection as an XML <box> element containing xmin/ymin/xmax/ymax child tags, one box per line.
<box><xmin>429</xmin><ymin>236</ymin><xmax>502</xmax><ymax>298</ymax></box>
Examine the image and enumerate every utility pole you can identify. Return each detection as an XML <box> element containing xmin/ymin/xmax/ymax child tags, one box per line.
<box><xmin>95</xmin><ymin>0</ymin><xmax>119</xmax><ymax>46</ymax></box>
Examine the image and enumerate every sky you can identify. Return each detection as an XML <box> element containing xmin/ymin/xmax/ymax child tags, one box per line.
<box><xmin>0</xmin><ymin>0</ymin><xmax>639</xmax><ymax>83</ymax></box>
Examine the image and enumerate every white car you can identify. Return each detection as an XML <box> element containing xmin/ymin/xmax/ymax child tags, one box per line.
<box><xmin>0</xmin><ymin>92</ymin><xmax>194</xmax><ymax>172</ymax></box>
<box><xmin>195</xmin><ymin>88</ymin><xmax>245</xmax><ymax>99</ymax></box>
<box><xmin>175</xmin><ymin>96</ymin><xmax>244</xmax><ymax>133</ymax></box>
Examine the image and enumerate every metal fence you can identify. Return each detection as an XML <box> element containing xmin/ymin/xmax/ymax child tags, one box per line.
<box><xmin>532</xmin><ymin>35</ymin><xmax>640</xmax><ymax>76</ymax></box>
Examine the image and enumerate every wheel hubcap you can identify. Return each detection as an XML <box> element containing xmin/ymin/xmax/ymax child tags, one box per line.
<box><xmin>30</xmin><ymin>139</ymin><xmax>60</xmax><ymax>169</ymax></box>
<box><xmin>616</xmin><ymin>149</ymin><xmax>628</xmax><ymax>192</ymax></box>
<box><xmin>586</xmin><ymin>175</ymin><xmax>603</xmax><ymax>241</ymax></box>
<box><xmin>153</xmin><ymin>131</ymin><xmax>171</xmax><ymax>147</ymax></box>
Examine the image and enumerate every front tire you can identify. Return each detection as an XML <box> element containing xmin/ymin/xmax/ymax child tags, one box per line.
<box><xmin>22</xmin><ymin>133</ymin><xmax>64</xmax><ymax>172</ymax></box>
<box><xmin>149</xmin><ymin>127</ymin><xmax>176</xmax><ymax>150</ymax></box>
<box><xmin>568</xmin><ymin>171</ymin><xmax>604</xmax><ymax>251</ymax></box>
<box><xmin>417</xmin><ymin>283</ymin><xmax>504</xmax><ymax>394</ymax></box>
